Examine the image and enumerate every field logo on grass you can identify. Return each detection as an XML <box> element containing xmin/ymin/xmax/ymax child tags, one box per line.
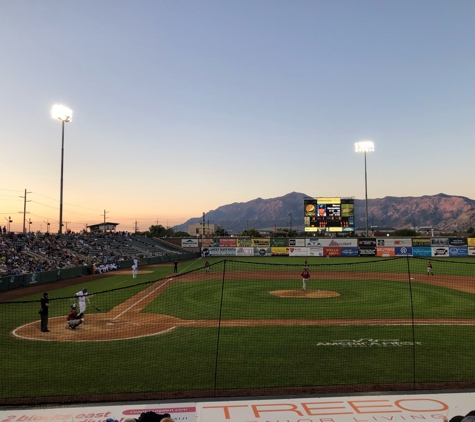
<box><xmin>317</xmin><ymin>338</ymin><xmax>421</xmax><ymax>347</ymax></box>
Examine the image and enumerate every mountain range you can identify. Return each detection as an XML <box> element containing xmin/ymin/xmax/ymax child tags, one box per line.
<box><xmin>177</xmin><ymin>192</ymin><xmax>475</xmax><ymax>234</ymax></box>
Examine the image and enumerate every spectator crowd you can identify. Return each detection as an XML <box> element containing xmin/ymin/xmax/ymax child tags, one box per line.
<box><xmin>0</xmin><ymin>230</ymin><xmax>147</xmax><ymax>277</ymax></box>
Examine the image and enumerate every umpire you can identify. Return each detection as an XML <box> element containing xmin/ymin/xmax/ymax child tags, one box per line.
<box><xmin>39</xmin><ymin>292</ymin><xmax>50</xmax><ymax>332</ymax></box>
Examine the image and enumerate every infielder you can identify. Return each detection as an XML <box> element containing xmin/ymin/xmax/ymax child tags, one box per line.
<box><xmin>75</xmin><ymin>288</ymin><xmax>89</xmax><ymax>314</ymax></box>
<box><xmin>301</xmin><ymin>269</ymin><xmax>310</xmax><ymax>291</ymax></box>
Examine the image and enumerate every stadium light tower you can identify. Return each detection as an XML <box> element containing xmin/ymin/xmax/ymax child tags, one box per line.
<box><xmin>355</xmin><ymin>140</ymin><xmax>375</xmax><ymax>237</ymax></box>
<box><xmin>51</xmin><ymin>104</ymin><xmax>73</xmax><ymax>234</ymax></box>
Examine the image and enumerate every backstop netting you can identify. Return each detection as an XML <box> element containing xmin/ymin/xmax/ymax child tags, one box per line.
<box><xmin>2</xmin><ymin>257</ymin><xmax>475</xmax><ymax>405</ymax></box>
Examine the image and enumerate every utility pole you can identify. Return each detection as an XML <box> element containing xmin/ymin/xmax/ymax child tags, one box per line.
<box><xmin>19</xmin><ymin>189</ymin><xmax>31</xmax><ymax>234</ymax></box>
<box><xmin>102</xmin><ymin>210</ymin><xmax>108</xmax><ymax>233</ymax></box>
<box><xmin>64</xmin><ymin>221</ymin><xmax>71</xmax><ymax>232</ymax></box>
<box><xmin>135</xmin><ymin>221</ymin><xmax>139</xmax><ymax>233</ymax></box>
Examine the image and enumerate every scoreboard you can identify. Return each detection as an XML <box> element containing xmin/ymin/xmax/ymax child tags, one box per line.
<box><xmin>304</xmin><ymin>197</ymin><xmax>355</xmax><ymax>232</ymax></box>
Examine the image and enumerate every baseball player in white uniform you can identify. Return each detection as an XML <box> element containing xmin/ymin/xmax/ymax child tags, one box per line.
<box><xmin>75</xmin><ymin>288</ymin><xmax>89</xmax><ymax>314</ymax></box>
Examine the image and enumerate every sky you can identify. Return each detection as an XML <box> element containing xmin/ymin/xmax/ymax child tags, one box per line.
<box><xmin>1</xmin><ymin>0</ymin><xmax>475</xmax><ymax>234</ymax></box>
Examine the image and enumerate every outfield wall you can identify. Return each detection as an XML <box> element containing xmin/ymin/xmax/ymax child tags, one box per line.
<box><xmin>193</xmin><ymin>237</ymin><xmax>474</xmax><ymax>257</ymax></box>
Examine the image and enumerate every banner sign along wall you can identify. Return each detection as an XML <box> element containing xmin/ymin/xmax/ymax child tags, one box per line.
<box><xmin>252</xmin><ymin>239</ymin><xmax>270</xmax><ymax>247</ymax></box>
<box><xmin>208</xmin><ymin>247</ymin><xmax>236</xmax><ymax>256</ymax></box>
<box><xmin>308</xmin><ymin>246</ymin><xmax>324</xmax><ymax>256</ymax></box>
<box><xmin>181</xmin><ymin>239</ymin><xmax>199</xmax><ymax>248</ymax></box>
<box><xmin>271</xmin><ymin>247</ymin><xmax>288</xmax><ymax>255</ymax></box>
<box><xmin>289</xmin><ymin>247</ymin><xmax>308</xmax><ymax>256</ymax></box>
<box><xmin>219</xmin><ymin>238</ymin><xmax>237</xmax><ymax>247</ymax></box>
<box><xmin>340</xmin><ymin>247</ymin><xmax>359</xmax><ymax>257</ymax></box>
<box><xmin>236</xmin><ymin>247</ymin><xmax>254</xmax><ymax>256</ymax></box>
<box><xmin>395</xmin><ymin>246</ymin><xmax>413</xmax><ymax>256</ymax></box>
<box><xmin>432</xmin><ymin>247</ymin><xmax>449</xmax><ymax>257</ymax></box>
<box><xmin>468</xmin><ymin>247</ymin><xmax>475</xmax><ymax>256</ymax></box>
<box><xmin>359</xmin><ymin>247</ymin><xmax>376</xmax><ymax>256</ymax></box>
<box><xmin>449</xmin><ymin>238</ymin><xmax>468</xmax><ymax>246</ymax></box>
<box><xmin>431</xmin><ymin>238</ymin><xmax>449</xmax><ymax>246</ymax></box>
<box><xmin>376</xmin><ymin>247</ymin><xmax>395</xmax><ymax>257</ymax></box>
<box><xmin>198</xmin><ymin>392</ymin><xmax>475</xmax><ymax>422</ymax></box>
<box><xmin>413</xmin><ymin>238</ymin><xmax>431</xmax><ymax>247</ymax></box>
<box><xmin>4</xmin><ymin>393</ymin><xmax>475</xmax><ymax>422</ymax></box>
<box><xmin>413</xmin><ymin>247</ymin><xmax>432</xmax><ymax>257</ymax></box>
<box><xmin>236</xmin><ymin>238</ymin><xmax>252</xmax><ymax>247</ymax></box>
<box><xmin>449</xmin><ymin>247</ymin><xmax>468</xmax><ymax>257</ymax></box>
<box><xmin>376</xmin><ymin>238</ymin><xmax>412</xmax><ymax>247</ymax></box>
<box><xmin>323</xmin><ymin>247</ymin><xmax>341</xmax><ymax>257</ymax></box>
<box><xmin>358</xmin><ymin>238</ymin><xmax>376</xmax><ymax>247</ymax></box>
<box><xmin>270</xmin><ymin>238</ymin><xmax>287</xmax><ymax>246</ymax></box>
<box><xmin>255</xmin><ymin>247</ymin><xmax>271</xmax><ymax>256</ymax></box>
<box><xmin>289</xmin><ymin>238</ymin><xmax>305</xmax><ymax>247</ymax></box>
<box><xmin>468</xmin><ymin>238</ymin><xmax>475</xmax><ymax>247</ymax></box>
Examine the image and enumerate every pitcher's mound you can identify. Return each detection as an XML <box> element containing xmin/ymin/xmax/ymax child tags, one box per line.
<box><xmin>271</xmin><ymin>290</ymin><xmax>340</xmax><ymax>298</ymax></box>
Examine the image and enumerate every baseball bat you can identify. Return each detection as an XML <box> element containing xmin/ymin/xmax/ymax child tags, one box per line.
<box><xmin>90</xmin><ymin>303</ymin><xmax>101</xmax><ymax>312</ymax></box>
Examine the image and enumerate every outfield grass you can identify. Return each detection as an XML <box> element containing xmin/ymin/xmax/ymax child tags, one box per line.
<box><xmin>1</xmin><ymin>256</ymin><xmax>475</xmax><ymax>402</ymax></box>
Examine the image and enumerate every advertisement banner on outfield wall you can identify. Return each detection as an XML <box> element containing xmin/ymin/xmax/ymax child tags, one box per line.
<box><xmin>468</xmin><ymin>238</ymin><xmax>475</xmax><ymax>247</ymax></box>
<box><xmin>413</xmin><ymin>238</ymin><xmax>431</xmax><ymax>247</ymax></box>
<box><xmin>208</xmin><ymin>247</ymin><xmax>236</xmax><ymax>256</ymax></box>
<box><xmin>289</xmin><ymin>247</ymin><xmax>308</xmax><ymax>256</ymax></box>
<box><xmin>324</xmin><ymin>247</ymin><xmax>341</xmax><ymax>257</ymax></box>
<box><xmin>468</xmin><ymin>246</ymin><xmax>475</xmax><ymax>256</ymax></box>
<box><xmin>358</xmin><ymin>238</ymin><xmax>376</xmax><ymax>247</ymax></box>
<box><xmin>449</xmin><ymin>238</ymin><xmax>468</xmax><ymax>246</ymax></box>
<box><xmin>236</xmin><ymin>238</ymin><xmax>252</xmax><ymax>247</ymax></box>
<box><xmin>340</xmin><ymin>247</ymin><xmax>359</xmax><ymax>257</ymax></box>
<box><xmin>449</xmin><ymin>247</ymin><xmax>468</xmax><ymax>257</ymax></box>
<box><xmin>377</xmin><ymin>238</ymin><xmax>412</xmax><ymax>247</ymax></box>
<box><xmin>308</xmin><ymin>246</ymin><xmax>324</xmax><ymax>256</ymax></box>
<box><xmin>236</xmin><ymin>247</ymin><xmax>254</xmax><ymax>256</ymax></box>
<box><xmin>359</xmin><ymin>247</ymin><xmax>376</xmax><ymax>256</ymax></box>
<box><xmin>270</xmin><ymin>238</ymin><xmax>287</xmax><ymax>247</ymax></box>
<box><xmin>305</xmin><ymin>238</ymin><xmax>326</xmax><ymax>247</ymax></box>
<box><xmin>431</xmin><ymin>237</ymin><xmax>449</xmax><ymax>246</ymax></box>
<box><xmin>413</xmin><ymin>247</ymin><xmax>431</xmax><ymax>257</ymax></box>
<box><xmin>220</xmin><ymin>238</ymin><xmax>237</xmax><ymax>247</ymax></box>
<box><xmin>202</xmin><ymin>238</ymin><xmax>219</xmax><ymax>247</ymax></box>
<box><xmin>252</xmin><ymin>238</ymin><xmax>270</xmax><ymax>247</ymax></box>
<box><xmin>377</xmin><ymin>247</ymin><xmax>395</xmax><ymax>257</ymax></box>
<box><xmin>182</xmin><ymin>239</ymin><xmax>199</xmax><ymax>248</ymax></box>
<box><xmin>306</xmin><ymin>238</ymin><xmax>357</xmax><ymax>247</ymax></box>
<box><xmin>255</xmin><ymin>247</ymin><xmax>271</xmax><ymax>256</ymax></box>
<box><xmin>289</xmin><ymin>238</ymin><xmax>305</xmax><ymax>247</ymax></box>
<box><xmin>395</xmin><ymin>246</ymin><xmax>413</xmax><ymax>256</ymax></box>
<box><xmin>432</xmin><ymin>246</ymin><xmax>449</xmax><ymax>257</ymax></box>
<box><xmin>271</xmin><ymin>247</ymin><xmax>288</xmax><ymax>256</ymax></box>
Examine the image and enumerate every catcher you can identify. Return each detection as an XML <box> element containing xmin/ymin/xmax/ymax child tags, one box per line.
<box><xmin>67</xmin><ymin>303</ymin><xmax>84</xmax><ymax>330</ymax></box>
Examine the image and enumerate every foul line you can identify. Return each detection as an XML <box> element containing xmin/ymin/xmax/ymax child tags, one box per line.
<box><xmin>113</xmin><ymin>279</ymin><xmax>172</xmax><ymax>320</ymax></box>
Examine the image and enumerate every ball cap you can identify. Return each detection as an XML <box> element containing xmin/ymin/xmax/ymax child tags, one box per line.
<box><xmin>43</xmin><ymin>292</ymin><xmax>48</xmax><ymax>297</ymax></box>
<box><xmin>83</xmin><ymin>288</ymin><xmax>88</xmax><ymax>293</ymax></box>
<box><xmin>71</xmin><ymin>303</ymin><xmax>77</xmax><ymax>308</ymax></box>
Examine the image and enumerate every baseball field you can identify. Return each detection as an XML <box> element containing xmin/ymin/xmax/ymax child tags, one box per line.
<box><xmin>1</xmin><ymin>256</ymin><xmax>475</xmax><ymax>405</ymax></box>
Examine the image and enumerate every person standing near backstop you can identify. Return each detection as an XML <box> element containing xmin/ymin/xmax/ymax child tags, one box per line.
<box><xmin>39</xmin><ymin>292</ymin><xmax>50</xmax><ymax>332</ymax></box>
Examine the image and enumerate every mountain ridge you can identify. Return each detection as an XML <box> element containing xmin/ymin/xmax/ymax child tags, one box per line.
<box><xmin>177</xmin><ymin>192</ymin><xmax>475</xmax><ymax>233</ymax></box>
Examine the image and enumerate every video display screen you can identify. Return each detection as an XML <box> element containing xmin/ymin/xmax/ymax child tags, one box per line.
<box><xmin>304</xmin><ymin>197</ymin><xmax>354</xmax><ymax>232</ymax></box>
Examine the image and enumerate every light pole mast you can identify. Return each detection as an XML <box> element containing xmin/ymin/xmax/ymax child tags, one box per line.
<box><xmin>355</xmin><ymin>141</ymin><xmax>375</xmax><ymax>237</ymax></box>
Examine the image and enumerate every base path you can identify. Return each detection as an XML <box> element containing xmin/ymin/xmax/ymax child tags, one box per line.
<box><xmin>11</xmin><ymin>270</ymin><xmax>475</xmax><ymax>342</ymax></box>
